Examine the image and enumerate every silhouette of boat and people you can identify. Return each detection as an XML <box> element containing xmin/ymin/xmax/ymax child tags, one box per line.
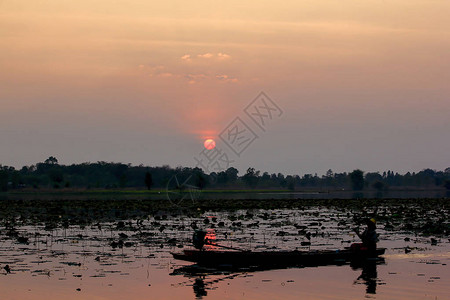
<box><xmin>171</xmin><ymin>218</ymin><xmax>385</xmax><ymax>298</ymax></box>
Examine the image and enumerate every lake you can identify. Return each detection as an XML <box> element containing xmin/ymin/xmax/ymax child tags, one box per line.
<box><xmin>0</xmin><ymin>201</ymin><xmax>448</xmax><ymax>299</ymax></box>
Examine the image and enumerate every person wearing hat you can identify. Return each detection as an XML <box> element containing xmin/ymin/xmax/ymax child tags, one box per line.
<box><xmin>353</xmin><ymin>218</ymin><xmax>378</xmax><ymax>255</ymax></box>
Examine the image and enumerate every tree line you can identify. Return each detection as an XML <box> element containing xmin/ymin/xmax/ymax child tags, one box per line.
<box><xmin>0</xmin><ymin>156</ymin><xmax>449</xmax><ymax>192</ymax></box>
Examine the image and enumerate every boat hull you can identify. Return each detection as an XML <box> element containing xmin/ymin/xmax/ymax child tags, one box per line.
<box><xmin>172</xmin><ymin>248</ymin><xmax>385</xmax><ymax>268</ymax></box>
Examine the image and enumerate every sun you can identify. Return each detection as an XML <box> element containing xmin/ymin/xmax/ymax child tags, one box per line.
<box><xmin>204</xmin><ymin>139</ymin><xmax>216</xmax><ymax>150</ymax></box>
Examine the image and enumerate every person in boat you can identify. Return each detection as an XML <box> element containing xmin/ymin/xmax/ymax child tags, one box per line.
<box><xmin>353</xmin><ymin>218</ymin><xmax>378</xmax><ymax>254</ymax></box>
<box><xmin>193</xmin><ymin>230</ymin><xmax>208</xmax><ymax>250</ymax></box>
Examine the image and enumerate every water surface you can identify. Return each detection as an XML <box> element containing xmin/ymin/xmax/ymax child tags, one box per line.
<box><xmin>1</xmin><ymin>205</ymin><xmax>448</xmax><ymax>299</ymax></box>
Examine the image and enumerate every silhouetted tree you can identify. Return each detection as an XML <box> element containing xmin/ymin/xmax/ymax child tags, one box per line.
<box><xmin>326</xmin><ymin>169</ymin><xmax>333</xmax><ymax>178</ymax></box>
<box><xmin>243</xmin><ymin>167</ymin><xmax>260</xmax><ymax>189</ymax></box>
<box><xmin>48</xmin><ymin>168</ymin><xmax>64</xmax><ymax>184</ymax></box>
<box><xmin>325</xmin><ymin>169</ymin><xmax>334</xmax><ymax>186</ymax></box>
<box><xmin>9</xmin><ymin>172</ymin><xmax>22</xmax><ymax>189</ymax></box>
<box><xmin>225</xmin><ymin>167</ymin><xmax>239</xmax><ymax>182</ymax></box>
<box><xmin>445</xmin><ymin>180</ymin><xmax>450</xmax><ymax>190</ymax></box>
<box><xmin>350</xmin><ymin>169</ymin><xmax>365</xmax><ymax>191</ymax></box>
<box><xmin>195</xmin><ymin>172</ymin><xmax>207</xmax><ymax>190</ymax></box>
<box><xmin>1</xmin><ymin>158</ymin><xmax>447</xmax><ymax>191</ymax></box>
<box><xmin>144</xmin><ymin>171</ymin><xmax>153</xmax><ymax>190</ymax></box>
<box><xmin>286</xmin><ymin>175</ymin><xmax>295</xmax><ymax>191</ymax></box>
<box><xmin>119</xmin><ymin>174</ymin><xmax>127</xmax><ymax>188</ymax></box>
<box><xmin>372</xmin><ymin>181</ymin><xmax>385</xmax><ymax>191</ymax></box>
<box><xmin>44</xmin><ymin>156</ymin><xmax>58</xmax><ymax>165</ymax></box>
<box><xmin>365</xmin><ymin>172</ymin><xmax>382</xmax><ymax>183</ymax></box>
<box><xmin>0</xmin><ymin>170</ymin><xmax>8</xmax><ymax>191</ymax></box>
<box><xmin>277</xmin><ymin>173</ymin><xmax>287</xmax><ymax>187</ymax></box>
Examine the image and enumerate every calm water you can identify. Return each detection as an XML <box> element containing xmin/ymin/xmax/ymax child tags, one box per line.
<box><xmin>1</xmin><ymin>207</ymin><xmax>448</xmax><ymax>299</ymax></box>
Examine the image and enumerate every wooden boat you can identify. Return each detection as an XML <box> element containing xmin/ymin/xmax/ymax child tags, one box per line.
<box><xmin>171</xmin><ymin>247</ymin><xmax>385</xmax><ymax>268</ymax></box>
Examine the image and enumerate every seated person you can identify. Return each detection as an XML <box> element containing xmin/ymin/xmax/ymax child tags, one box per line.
<box><xmin>353</xmin><ymin>218</ymin><xmax>378</xmax><ymax>254</ymax></box>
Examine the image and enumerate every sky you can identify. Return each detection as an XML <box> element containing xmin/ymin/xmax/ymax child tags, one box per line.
<box><xmin>1</xmin><ymin>0</ymin><xmax>449</xmax><ymax>176</ymax></box>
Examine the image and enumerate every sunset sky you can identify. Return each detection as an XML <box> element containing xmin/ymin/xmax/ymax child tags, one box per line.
<box><xmin>1</xmin><ymin>0</ymin><xmax>449</xmax><ymax>175</ymax></box>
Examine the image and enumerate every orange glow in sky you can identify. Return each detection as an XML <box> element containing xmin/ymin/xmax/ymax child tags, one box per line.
<box><xmin>0</xmin><ymin>0</ymin><xmax>449</xmax><ymax>173</ymax></box>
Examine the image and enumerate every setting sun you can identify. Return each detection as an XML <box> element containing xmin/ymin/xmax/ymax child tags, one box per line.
<box><xmin>204</xmin><ymin>139</ymin><xmax>216</xmax><ymax>150</ymax></box>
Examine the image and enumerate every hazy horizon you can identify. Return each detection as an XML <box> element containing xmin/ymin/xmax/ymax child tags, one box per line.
<box><xmin>1</xmin><ymin>0</ymin><xmax>449</xmax><ymax>175</ymax></box>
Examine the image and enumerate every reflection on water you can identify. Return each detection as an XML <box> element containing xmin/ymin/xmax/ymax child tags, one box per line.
<box><xmin>352</xmin><ymin>260</ymin><xmax>382</xmax><ymax>295</ymax></box>
<box><xmin>193</xmin><ymin>277</ymin><xmax>207</xmax><ymax>299</ymax></box>
<box><xmin>172</xmin><ymin>257</ymin><xmax>386</xmax><ymax>299</ymax></box>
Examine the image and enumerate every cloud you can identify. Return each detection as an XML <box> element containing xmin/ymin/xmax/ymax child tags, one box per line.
<box><xmin>183</xmin><ymin>73</ymin><xmax>237</xmax><ymax>84</ymax></box>
<box><xmin>181</xmin><ymin>54</ymin><xmax>191</xmax><ymax>61</ymax></box>
<box><xmin>138</xmin><ymin>65</ymin><xmax>165</xmax><ymax>71</ymax></box>
<box><xmin>139</xmin><ymin>57</ymin><xmax>237</xmax><ymax>84</ymax></box>
<box><xmin>152</xmin><ymin>65</ymin><xmax>165</xmax><ymax>71</ymax></box>
<box><xmin>217</xmin><ymin>53</ymin><xmax>231</xmax><ymax>60</ymax></box>
<box><xmin>157</xmin><ymin>72</ymin><xmax>173</xmax><ymax>78</ymax></box>
<box><xmin>182</xmin><ymin>53</ymin><xmax>231</xmax><ymax>61</ymax></box>
<box><xmin>186</xmin><ymin>74</ymin><xmax>207</xmax><ymax>80</ymax></box>
<box><xmin>197</xmin><ymin>53</ymin><xmax>214</xmax><ymax>59</ymax></box>
<box><xmin>185</xmin><ymin>73</ymin><xmax>207</xmax><ymax>84</ymax></box>
<box><xmin>141</xmin><ymin>65</ymin><xmax>176</xmax><ymax>78</ymax></box>
<box><xmin>216</xmin><ymin>74</ymin><xmax>238</xmax><ymax>83</ymax></box>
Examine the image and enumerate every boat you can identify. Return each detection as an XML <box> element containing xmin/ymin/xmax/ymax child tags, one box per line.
<box><xmin>172</xmin><ymin>230</ymin><xmax>385</xmax><ymax>268</ymax></box>
<box><xmin>171</xmin><ymin>247</ymin><xmax>386</xmax><ymax>268</ymax></box>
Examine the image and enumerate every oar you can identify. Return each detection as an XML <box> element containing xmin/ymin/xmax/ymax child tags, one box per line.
<box><xmin>205</xmin><ymin>240</ymin><xmax>250</xmax><ymax>252</ymax></box>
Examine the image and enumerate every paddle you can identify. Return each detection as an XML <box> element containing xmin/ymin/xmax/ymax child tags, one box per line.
<box><xmin>204</xmin><ymin>240</ymin><xmax>250</xmax><ymax>252</ymax></box>
<box><xmin>193</xmin><ymin>230</ymin><xmax>249</xmax><ymax>252</ymax></box>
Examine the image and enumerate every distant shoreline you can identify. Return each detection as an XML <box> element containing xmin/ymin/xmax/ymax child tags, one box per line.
<box><xmin>2</xmin><ymin>186</ymin><xmax>447</xmax><ymax>194</ymax></box>
<box><xmin>1</xmin><ymin>187</ymin><xmax>448</xmax><ymax>203</ymax></box>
